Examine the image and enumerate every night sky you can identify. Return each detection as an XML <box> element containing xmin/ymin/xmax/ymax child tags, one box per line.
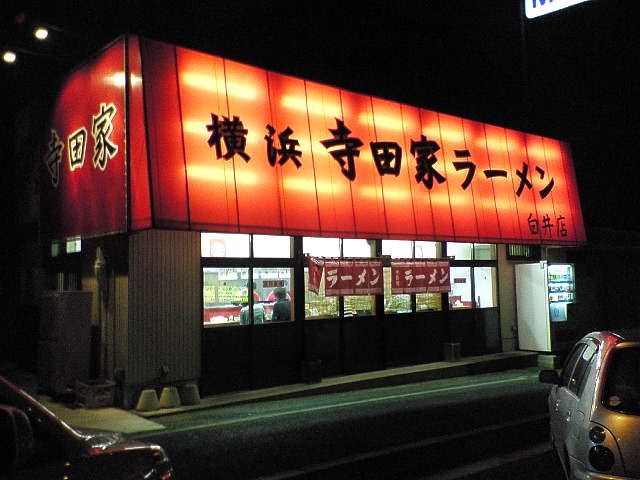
<box><xmin>2</xmin><ymin>0</ymin><xmax>638</xmax><ymax>235</ymax></box>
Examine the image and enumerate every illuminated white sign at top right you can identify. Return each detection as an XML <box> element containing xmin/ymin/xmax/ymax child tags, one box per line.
<box><xmin>524</xmin><ymin>0</ymin><xmax>590</xmax><ymax>19</ymax></box>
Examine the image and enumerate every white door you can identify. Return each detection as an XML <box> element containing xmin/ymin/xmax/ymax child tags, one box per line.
<box><xmin>516</xmin><ymin>262</ymin><xmax>551</xmax><ymax>351</ymax></box>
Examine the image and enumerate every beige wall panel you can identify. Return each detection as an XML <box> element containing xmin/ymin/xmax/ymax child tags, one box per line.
<box><xmin>498</xmin><ymin>244</ymin><xmax>517</xmax><ymax>351</ymax></box>
<box><xmin>128</xmin><ymin>230</ymin><xmax>201</xmax><ymax>387</ymax></box>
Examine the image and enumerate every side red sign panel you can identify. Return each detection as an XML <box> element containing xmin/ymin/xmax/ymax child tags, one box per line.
<box><xmin>41</xmin><ymin>39</ymin><xmax>127</xmax><ymax>241</ymax></box>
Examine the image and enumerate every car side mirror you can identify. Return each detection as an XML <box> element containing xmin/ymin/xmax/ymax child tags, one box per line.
<box><xmin>0</xmin><ymin>404</ymin><xmax>34</xmax><ymax>473</ymax></box>
<box><xmin>539</xmin><ymin>369</ymin><xmax>560</xmax><ymax>385</ymax></box>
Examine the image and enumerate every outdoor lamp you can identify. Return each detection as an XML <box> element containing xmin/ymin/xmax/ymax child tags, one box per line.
<box><xmin>2</xmin><ymin>50</ymin><xmax>17</xmax><ymax>63</ymax></box>
<box><xmin>34</xmin><ymin>27</ymin><xmax>49</xmax><ymax>40</ymax></box>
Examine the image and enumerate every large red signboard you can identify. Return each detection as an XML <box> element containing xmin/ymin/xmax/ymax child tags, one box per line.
<box><xmin>41</xmin><ymin>39</ymin><xmax>127</xmax><ymax>241</ymax></box>
<box><xmin>42</xmin><ymin>35</ymin><xmax>586</xmax><ymax>246</ymax></box>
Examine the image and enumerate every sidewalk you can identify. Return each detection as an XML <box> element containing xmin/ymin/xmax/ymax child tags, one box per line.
<box><xmin>1</xmin><ymin>351</ymin><xmax>537</xmax><ymax>435</ymax></box>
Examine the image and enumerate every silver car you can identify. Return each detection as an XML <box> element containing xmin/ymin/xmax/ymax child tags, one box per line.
<box><xmin>540</xmin><ymin>330</ymin><xmax>640</xmax><ymax>479</ymax></box>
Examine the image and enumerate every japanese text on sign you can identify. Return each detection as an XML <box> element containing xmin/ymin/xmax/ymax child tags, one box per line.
<box><xmin>205</xmin><ymin>116</ymin><xmax>556</xmax><ymax>199</ymax></box>
<box><xmin>391</xmin><ymin>259</ymin><xmax>451</xmax><ymax>294</ymax></box>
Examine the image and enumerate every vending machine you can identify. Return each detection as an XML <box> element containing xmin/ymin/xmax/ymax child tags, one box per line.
<box><xmin>515</xmin><ymin>261</ymin><xmax>576</xmax><ymax>352</ymax></box>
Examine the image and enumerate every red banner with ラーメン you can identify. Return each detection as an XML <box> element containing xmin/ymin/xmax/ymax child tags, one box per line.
<box><xmin>391</xmin><ymin>259</ymin><xmax>450</xmax><ymax>294</ymax></box>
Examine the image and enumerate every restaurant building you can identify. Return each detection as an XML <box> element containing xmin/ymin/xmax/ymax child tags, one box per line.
<box><xmin>40</xmin><ymin>35</ymin><xmax>586</xmax><ymax>407</ymax></box>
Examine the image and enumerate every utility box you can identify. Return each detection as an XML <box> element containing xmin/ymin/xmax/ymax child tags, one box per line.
<box><xmin>39</xmin><ymin>291</ymin><xmax>92</xmax><ymax>396</ymax></box>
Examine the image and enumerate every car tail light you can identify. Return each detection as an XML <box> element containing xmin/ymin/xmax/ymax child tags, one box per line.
<box><xmin>589</xmin><ymin>445</ymin><xmax>615</xmax><ymax>472</ymax></box>
<box><xmin>150</xmin><ymin>445</ymin><xmax>174</xmax><ymax>479</ymax></box>
<box><xmin>589</xmin><ymin>426</ymin><xmax>606</xmax><ymax>444</ymax></box>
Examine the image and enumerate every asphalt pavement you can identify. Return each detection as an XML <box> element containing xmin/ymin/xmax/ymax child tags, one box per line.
<box><xmin>134</xmin><ymin>367</ymin><xmax>553</xmax><ymax>479</ymax></box>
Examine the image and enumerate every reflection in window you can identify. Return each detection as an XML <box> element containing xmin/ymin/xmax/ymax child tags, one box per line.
<box><xmin>201</xmin><ymin>233</ymin><xmax>250</xmax><ymax>257</ymax></box>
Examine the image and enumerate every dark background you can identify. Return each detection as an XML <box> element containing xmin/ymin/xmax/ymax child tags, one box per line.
<box><xmin>1</xmin><ymin>0</ymin><xmax>637</xmax><ymax>235</ymax></box>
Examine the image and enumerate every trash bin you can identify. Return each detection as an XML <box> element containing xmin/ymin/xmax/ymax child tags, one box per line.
<box><xmin>443</xmin><ymin>342</ymin><xmax>461</xmax><ymax>362</ymax></box>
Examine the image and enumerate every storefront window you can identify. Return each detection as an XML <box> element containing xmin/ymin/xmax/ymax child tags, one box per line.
<box><xmin>254</xmin><ymin>267</ymin><xmax>293</xmax><ymax>322</ymax></box>
<box><xmin>343</xmin><ymin>238</ymin><xmax>375</xmax><ymax>317</ymax></box>
<box><xmin>449</xmin><ymin>267</ymin><xmax>473</xmax><ymax>309</ymax></box>
<box><xmin>415</xmin><ymin>241</ymin><xmax>438</xmax><ymax>258</ymax></box>
<box><xmin>253</xmin><ymin>235</ymin><xmax>292</xmax><ymax>258</ymax></box>
<box><xmin>383</xmin><ymin>240</ymin><xmax>412</xmax><ymax>314</ymax></box>
<box><xmin>446</xmin><ymin>242</ymin><xmax>498</xmax><ymax>310</ymax></box>
<box><xmin>473</xmin><ymin>267</ymin><xmax>497</xmax><ymax>308</ymax></box>
<box><xmin>446</xmin><ymin>242</ymin><xmax>496</xmax><ymax>260</ymax></box>
<box><xmin>201</xmin><ymin>233</ymin><xmax>250</xmax><ymax>257</ymax></box>
<box><xmin>303</xmin><ymin>236</ymin><xmax>340</xmax><ymax>257</ymax></box>
<box><xmin>416</xmin><ymin>293</ymin><xmax>442</xmax><ymax>312</ymax></box>
<box><xmin>202</xmin><ymin>267</ymin><xmax>294</xmax><ymax>325</ymax></box>
<box><xmin>304</xmin><ymin>269</ymin><xmax>339</xmax><ymax>319</ymax></box>
<box><xmin>201</xmin><ymin>233</ymin><xmax>294</xmax><ymax>326</ymax></box>
<box><xmin>473</xmin><ymin>243</ymin><xmax>496</xmax><ymax>260</ymax></box>
<box><xmin>382</xmin><ymin>240</ymin><xmax>413</xmax><ymax>258</ymax></box>
<box><xmin>447</xmin><ymin>242</ymin><xmax>472</xmax><ymax>260</ymax></box>
<box><xmin>304</xmin><ymin>236</ymin><xmax>339</xmax><ymax>319</ymax></box>
<box><xmin>343</xmin><ymin>239</ymin><xmax>372</xmax><ymax>257</ymax></box>
<box><xmin>203</xmin><ymin>267</ymin><xmax>249</xmax><ymax>325</ymax></box>
<box><xmin>65</xmin><ymin>236</ymin><xmax>82</xmax><ymax>254</ymax></box>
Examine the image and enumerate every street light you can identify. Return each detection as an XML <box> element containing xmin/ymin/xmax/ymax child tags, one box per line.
<box><xmin>2</xmin><ymin>50</ymin><xmax>17</xmax><ymax>64</ymax></box>
<box><xmin>34</xmin><ymin>27</ymin><xmax>49</xmax><ymax>40</ymax></box>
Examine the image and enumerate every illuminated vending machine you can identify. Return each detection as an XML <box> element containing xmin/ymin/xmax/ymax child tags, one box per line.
<box><xmin>515</xmin><ymin>262</ymin><xmax>575</xmax><ymax>352</ymax></box>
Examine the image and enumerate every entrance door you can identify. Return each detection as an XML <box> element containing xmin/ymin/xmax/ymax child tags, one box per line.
<box><xmin>515</xmin><ymin>262</ymin><xmax>551</xmax><ymax>351</ymax></box>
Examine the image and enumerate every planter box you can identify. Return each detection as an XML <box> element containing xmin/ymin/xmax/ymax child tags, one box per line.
<box><xmin>75</xmin><ymin>379</ymin><xmax>115</xmax><ymax>409</ymax></box>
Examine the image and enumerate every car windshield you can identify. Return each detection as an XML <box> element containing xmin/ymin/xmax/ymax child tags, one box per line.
<box><xmin>603</xmin><ymin>347</ymin><xmax>640</xmax><ymax>415</ymax></box>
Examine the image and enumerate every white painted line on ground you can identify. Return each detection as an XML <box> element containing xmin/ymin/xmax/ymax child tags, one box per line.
<box><xmin>148</xmin><ymin>375</ymin><xmax>535</xmax><ymax>436</ymax></box>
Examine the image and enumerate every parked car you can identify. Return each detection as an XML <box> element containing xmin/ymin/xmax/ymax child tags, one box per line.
<box><xmin>0</xmin><ymin>375</ymin><xmax>173</xmax><ymax>479</ymax></box>
<box><xmin>540</xmin><ymin>330</ymin><xmax>640</xmax><ymax>479</ymax></box>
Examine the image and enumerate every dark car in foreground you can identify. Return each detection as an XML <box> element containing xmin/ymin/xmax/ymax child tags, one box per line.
<box><xmin>0</xmin><ymin>375</ymin><xmax>173</xmax><ymax>479</ymax></box>
<box><xmin>540</xmin><ymin>330</ymin><xmax>640</xmax><ymax>479</ymax></box>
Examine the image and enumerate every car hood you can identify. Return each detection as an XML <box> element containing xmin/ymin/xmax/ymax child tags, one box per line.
<box><xmin>78</xmin><ymin>428</ymin><xmax>156</xmax><ymax>455</ymax></box>
<box><xmin>592</xmin><ymin>408</ymin><xmax>640</xmax><ymax>476</ymax></box>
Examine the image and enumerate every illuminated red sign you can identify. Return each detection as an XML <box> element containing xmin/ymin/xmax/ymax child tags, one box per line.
<box><xmin>41</xmin><ymin>38</ymin><xmax>127</xmax><ymax>240</ymax></box>
<box><xmin>42</xmin><ymin>35</ymin><xmax>586</xmax><ymax>246</ymax></box>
